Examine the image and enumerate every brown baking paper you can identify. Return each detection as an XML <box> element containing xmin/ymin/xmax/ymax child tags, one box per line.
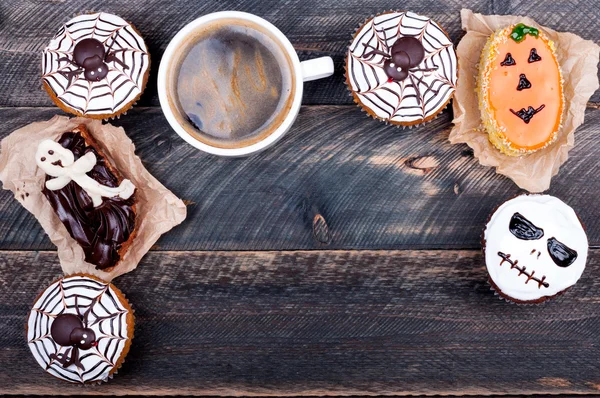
<box><xmin>450</xmin><ymin>9</ymin><xmax>600</xmax><ymax>192</ymax></box>
<box><xmin>0</xmin><ymin>116</ymin><xmax>187</xmax><ymax>281</ymax></box>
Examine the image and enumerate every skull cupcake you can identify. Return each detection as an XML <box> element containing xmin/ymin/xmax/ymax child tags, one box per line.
<box><xmin>346</xmin><ymin>11</ymin><xmax>458</xmax><ymax>126</ymax></box>
<box><xmin>483</xmin><ymin>194</ymin><xmax>588</xmax><ymax>304</ymax></box>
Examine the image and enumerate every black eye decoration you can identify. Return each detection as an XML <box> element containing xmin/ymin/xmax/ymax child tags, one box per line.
<box><xmin>501</xmin><ymin>53</ymin><xmax>516</xmax><ymax>66</ymax></box>
<box><xmin>509</xmin><ymin>212</ymin><xmax>544</xmax><ymax>240</ymax></box>
<box><xmin>528</xmin><ymin>48</ymin><xmax>542</xmax><ymax>63</ymax></box>
<box><xmin>547</xmin><ymin>237</ymin><xmax>578</xmax><ymax>267</ymax></box>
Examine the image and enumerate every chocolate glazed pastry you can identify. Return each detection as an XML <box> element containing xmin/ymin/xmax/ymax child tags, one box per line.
<box><xmin>41</xmin><ymin>126</ymin><xmax>136</xmax><ymax>270</ymax></box>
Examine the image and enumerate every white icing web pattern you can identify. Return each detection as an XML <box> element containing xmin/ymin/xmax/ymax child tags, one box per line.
<box><xmin>42</xmin><ymin>12</ymin><xmax>149</xmax><ymax>116</ymax></box>
<box><xmin>347</xmin><ymin>12</ymin><xmax>457</xmax><ymax>123</ymax></box>
<box><xmin>27</xmin><ymin>276</ymin><xmax>131</xmax><ymax>383</ymax></box>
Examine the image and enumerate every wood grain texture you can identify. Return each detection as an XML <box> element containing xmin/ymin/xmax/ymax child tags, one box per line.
<box><xmin>2</xmin><ymin>0</ymin><xmax>600</xmax><ymax>396</ymax></box>
<box><xmin>3</xmin><ymin>249</ymin><xmax>600</xmax><ymax>395</ymax></box>
<box><xmin>2</xmin><ymin>106</ymin><xmax>600</xmax><ymax>251</ymax></box>
<box><xmin>3</xmin><ymin>0</ymin><xmax>600</xmax><ymax>108</ymax></box>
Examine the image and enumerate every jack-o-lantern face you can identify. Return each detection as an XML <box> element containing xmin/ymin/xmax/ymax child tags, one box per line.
<box><xmin>486</xmin><ymin>24</ymin><xmax>563</xmax><ymax>151</ymax></box>
<box><xmin>484</xmin><ymin>195</ymin><xmax>588</xmax><ymax>303</ymax></box>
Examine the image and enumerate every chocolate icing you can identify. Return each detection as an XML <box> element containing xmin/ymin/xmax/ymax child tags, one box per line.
<box><xmin>71</xmin><ymin>327</ymin><xmax>97</xmax><ymax>350</ymax></box>
<box><xmin>73</xmin><ymin>39</ymin><xmax>103</xmax><ymax>65</ymax></box>
<box><xmin>363</xmin><ymin>36</ymin><xmax>431</xmax><ymax>82</ymax></box>
<box><xmin>517</xmin><ymin>73</ymin><xmax>532</xmax><ymax>91</ymax></box>
<box><xmin>547</xmin><ymin>237</ymin><xmax>578</xmax><ymax>268</ymax></box>
<box><xmin>528</xmin><ymin>48</ymin><xmax>542</xmax><ymax>63</ymax></box>
<box><xmin>510</xmin><ymin>104</ymin><xmax>545</xmax><ymax>124</ymax></box>
<box><xmin>501</xmin><ymin>53</ymin><xmax>516</xmax><ymax>66</ymax></box>
<box><xmin>59</xmin><ymin>37</ymin><xmax>130</xmax><ymax>83</ymax></box>
<box><xmin>51</xmin><ymin>314</ymin><xmax>82</xmax><ymax>346</ymax></box>
<box><xmin>498</xmin><ymin>251</ymin><xmax>549</xmax><ymax>288</ymax></box>
<box><xmin>509</xmin><ymin>212</ymin><xmax>544</xmax><ymax>240</ymax></box>
<box><xmin>42</xmin><ymin>132</ymin><xmax>135</xmax><ymax>270</ymax></box>
<box><xmin>49</xmin><ymin>304</ymin><xmax>98</xmax><ymax>370</ymax></box>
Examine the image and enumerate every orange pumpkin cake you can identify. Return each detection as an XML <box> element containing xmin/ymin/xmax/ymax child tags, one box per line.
<box><xmin>478</xmin><ymin>23</ymin><xmax>564</xmax><ymax>156</ymax></box>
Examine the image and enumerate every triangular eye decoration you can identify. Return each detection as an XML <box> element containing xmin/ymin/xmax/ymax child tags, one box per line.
<box><xmin>528</xmin><ymin>48</ymin><xmax>542</xmax><ymax>63</ymax></box>
<box><xmin>509</xmin><ymin>212</ymin><xmax>544</xmax><ymax>240</ymax></box>
<box><xmin>501</xmin><ymin>53</ymin><xmax>516</xmax><ymax>66</ymax></box>
<box><xmin>547</xmin><ymin>237</ymin><xmax>578</xmax><ymax>267</ymax></box>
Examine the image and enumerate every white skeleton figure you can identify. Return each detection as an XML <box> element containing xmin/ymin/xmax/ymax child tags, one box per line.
<box><xmin>36</xmin><ymin>140</ymin><xmax>135</xmax><ymax>207</ymax></box>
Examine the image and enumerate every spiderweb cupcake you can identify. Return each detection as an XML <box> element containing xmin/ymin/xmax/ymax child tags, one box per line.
<box><xmin>26</xmin><ymin>274</ymin><xmax>134</xmax><ymax>384</ymax></box>
<box><xmin>42</xmin><ymin>12</ymin><xmax>150</xmax><ymax>119</ymax></box>
<box><xmin>346</xmin><ymin>11</ymin><xmax>458</xmax><ymax>126</ymax></box>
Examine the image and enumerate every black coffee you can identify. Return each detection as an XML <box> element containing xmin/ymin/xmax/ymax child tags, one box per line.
<box><xmin>172</xmin><ymin>19</ymin><xmax>295</xmax><ymax>149</ymax></box>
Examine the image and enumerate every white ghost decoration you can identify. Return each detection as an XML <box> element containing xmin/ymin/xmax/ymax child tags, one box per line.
<box><xmin>484</xmin><ymin>194</ymin><xmax>588</xmax><ymax>303</ymax></box>
<box><xmin>35</xmin><ymin>139</ymin><xmax>135</xmax><ymax>207</ymax></box>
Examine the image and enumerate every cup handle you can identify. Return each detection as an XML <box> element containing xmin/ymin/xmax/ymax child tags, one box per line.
<box><xmin>300</xmin><ymin>57</ymin><xmax>334</xmax><ymax>82</ymax></box>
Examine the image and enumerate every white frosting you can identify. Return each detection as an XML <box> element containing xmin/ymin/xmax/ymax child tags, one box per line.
<box><xmin>484</xmin><ymin>195</ymin><xmax>588</xmax><ymax>302</ymax></box>
<box><xmin>42</xmin><ymin>12</ymin><xmax>149</xmax><ymax>116</ymax></box>
<box><xmin>347</xmin><ymin>12</ymin><xmax>457</xmax><ymax>123</ymax></box>
<box><xmin>27</xmin><ymin>275</ymin><xmax>132</xmax><ymax>383</ymax></box>
<box><xmin>36</xmin><ymin>140</ymin><xmax>135</xmax><ymax>207</ymax></box>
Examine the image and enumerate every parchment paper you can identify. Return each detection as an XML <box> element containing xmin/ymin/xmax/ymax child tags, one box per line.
<box><xmin>450</xmin><ymin>9</ymin><xmax>600</xmax><ymax>192</ymax></box>
<box><xmin>0</xmin><ymin>116</ymin><xmax>187</xmax><ymax>281</ymax></box>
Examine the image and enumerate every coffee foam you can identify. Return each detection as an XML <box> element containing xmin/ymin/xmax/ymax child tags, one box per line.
<box><xmin>166</xmin><ymin>18</ymin><xmax>296</xmax><ymax>149</ymax></box>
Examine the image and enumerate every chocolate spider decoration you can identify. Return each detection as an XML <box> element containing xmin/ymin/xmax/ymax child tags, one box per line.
<box><xmin>362</xmin><ymin>36</ymin><xmax>439</xmax><ymax>104</ymax></box>
<box><xmin>57</xmin><ymin>33</ymin><xmax>129</xmax><ymax>85</ymax></box>
<box><xmin>48</xmin><ymin>297</ymin><xmax>99</xmax><ymax>370</ymax></box>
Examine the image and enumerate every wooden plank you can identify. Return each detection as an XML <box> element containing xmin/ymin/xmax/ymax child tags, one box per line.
<box><xmin>3</xmin><ymin>249</ymin><xmax>600</xmax><ymax>395</ymax></box>
<box><xmin>2</xmin><ymin>0</ymin><xmax>599</xmax><ymax>107</ymax></box>
<box><xmin>0</xmin><ymin>0</ymin><xmax>488</xmax><ymax>107</ymax></box>
<box><xmin>2</xmin><ymin>106</ymin><xmax>600</xmax><ymax>251</ymax></box>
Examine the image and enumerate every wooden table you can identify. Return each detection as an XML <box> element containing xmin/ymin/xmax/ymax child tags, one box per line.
<box><xmin>2</xmin><ymin>0</ymin><xmax>600</xmax><ymax>396</ymax></box>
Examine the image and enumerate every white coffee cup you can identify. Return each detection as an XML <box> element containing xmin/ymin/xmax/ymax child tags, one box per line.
<box><xmin>158</xmin><ymin>11</ymin><xmax>334</xmax><ymax>157</ymax></box>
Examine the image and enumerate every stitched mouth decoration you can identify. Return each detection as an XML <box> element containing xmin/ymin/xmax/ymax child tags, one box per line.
<box><xmin>497</xmin><ymin>251</ymin><xmax>549</xmax><ymax>288</ymax></box>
